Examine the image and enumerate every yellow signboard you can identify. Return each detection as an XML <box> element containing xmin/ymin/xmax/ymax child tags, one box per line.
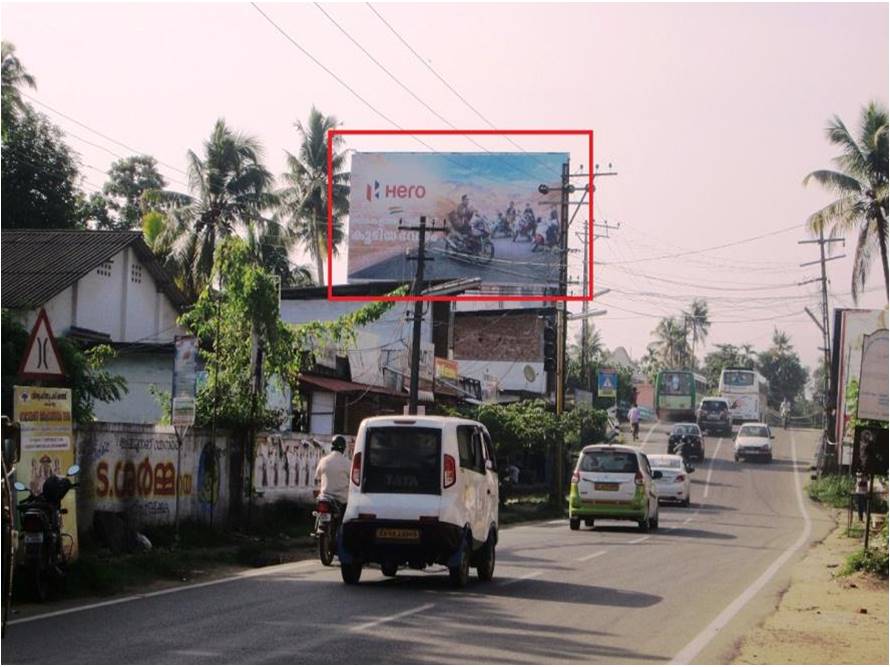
<box><xmin>13</xmin><ymin>386</ymin><xmax>78</xmax><ymax>557</ymax></box>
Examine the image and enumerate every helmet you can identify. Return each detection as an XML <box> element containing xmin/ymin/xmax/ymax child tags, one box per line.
<box><xmin>331</xmin><ymin>435</ymin><xmax>347</xmax><ymax>453</ymax></box>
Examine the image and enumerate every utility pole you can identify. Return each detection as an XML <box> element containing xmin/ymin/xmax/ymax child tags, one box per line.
<box><xmin>400</xmin><ymin>216</ymin><xmax>446</xmax><ymax>414</ymax></box>
<box><xmin>799</xmin><ymin>227</ymin><xmax>845</xmax><ymax>472</ymax></box>
<box><xmin>579</xmin><ymin>219</ymin><xmax>620</xmax><ymax>390</ymax></box>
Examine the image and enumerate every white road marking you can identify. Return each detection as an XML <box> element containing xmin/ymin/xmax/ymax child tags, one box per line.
<box><xmin>670</xmin><ymin>432</ymin><xmax>812</xmax><ymax>664</ymax></box>
<box><xmin>576</xmin><ymin>549</ymin><xmax>608</xmax><ymax>562</ymax></box>
<box><xmin>171</xmin><ymin>650</ymin><xmax>221</xmax><ymax>657</ymax></box>
<box><xmin>351</xmin><ymin>603</ymin><xmax>436</xmax><ymax>632</ymax></box>
<box><xmin>496</xmin><ymin>568</ymin><xmax>544</xmax><ymax>586</ymax></box>
<box><xmin>702</xmin><ymin>437</ymin><xmax>723</xmax><ymax>499</ymax></box>
<box><xmin>641</xmin><ymin>422</ymin><xmax>659</xmax><ymax>446</ymax></box>
<box><xmin>627</xmin><ymin>536</ymin><xmax>649</xmax><ymax>544</ymax></box>
<box><xmin>683</xmin><ymin>516</ymin><xmax>693</xmax><ymax>524</ymax></box>
<box><xmin>7</xmin><ymin>559</ymin><xmax>317</xmax><ymax>626</ymax></box>
<box><xmin>546</xmin><ymin>519</ymin><xmax>565</xmax><ymax>525</ymax></box>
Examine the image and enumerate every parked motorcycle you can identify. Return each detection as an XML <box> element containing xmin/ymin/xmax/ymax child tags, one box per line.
<box><xmin>445</xmin><ymin>219</ymin><xmax>494</xmax><ymax>263</ymax></box>
<box><xmin>14</xmin><ymin>464</ymin><xmax>80</xmax><ymax>601</ymax></box>
<box><xmin>312</xmin><ymin>496</ymin><xmax>344</xmax><ymax>566</ymax></box>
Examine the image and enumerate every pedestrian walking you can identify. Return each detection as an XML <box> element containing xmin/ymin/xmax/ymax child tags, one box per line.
<box><xmin>628</xmin><ymin>403</ymin><xmax>641</xmax><ymax>442</ymax></box>
<box><xmin>854</xmin><ymin>471</ymin><xmax>869</xmax><ymax>522</ymax></box>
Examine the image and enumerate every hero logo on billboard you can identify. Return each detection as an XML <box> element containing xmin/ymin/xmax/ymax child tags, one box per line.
<box><xmin>365</xmin><ymin>180</ymin><xmax>426</xmax><ymax>201</ymax></box>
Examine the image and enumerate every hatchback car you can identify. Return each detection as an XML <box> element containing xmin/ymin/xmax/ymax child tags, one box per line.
<box><xmin>696</xmin><ymin>397</ymin><xmax>732</xmax><ymax>436</ymax></box>
<box><xmin>648</xmin><ymin>454</ymin><xmax>692</xmax><ymax>506</ymax></box>
<box><xmin>733</xmin><ymin>422</ymin><xmax>774</xmax><ymax>462</ymax></box>
<box><xmin>568</xmin><ymin>445</ymin><xmax>661</xmax><ymax>532</ymax></box>
<box><xmin>667</xmin><ymin>423</ymin><xmax>705</xmax><ymax>461</ymax></box>
<box><xmin>340</xmin><ymin>416</ymin><xmax>498</xmax><ymax>587</ymax></box>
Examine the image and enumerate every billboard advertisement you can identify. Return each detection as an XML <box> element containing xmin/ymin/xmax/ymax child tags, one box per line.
<box><xmin>347</xmin><ymin>152</ymin><xmax>569</xmax><ymax>289</ymax></box>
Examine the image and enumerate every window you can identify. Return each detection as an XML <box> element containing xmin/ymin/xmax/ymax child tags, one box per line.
<box><xmin>739</xmin><ymin>425</ymin><xmax>769</xmax><ymax>438</ymax></box>
<box><xmin>130</xmin><ymin>263</ymin><xmax>143</xmax><ymax>284</ymax></box>
<box><xmin>96</xmin><ymin>260</ymin><xmax>113</xmax><ymax>277</ymax></box>
<box><xmin>724</xmin><ymin>371</ymin><xmax>754</xmax><ymax>386</ymax></box>
<box><xmin>660</xmin><ymin>372</ymin><xmax>691</xmax><ymax>395</ymax></box>
<box><xmin>647</xmin><ymin>456</ymin><xmax>682</xmax><ymax>469</ymax></box>
<box><xmin>363</xmin><ymin>427</ymin><xmax>442</xmax><ymax>495</ymax></box>
<box><xmin>482</xmin><ymin>430</ymin><xmax>496</xmax><ymax>470</ymax></box>
<box><xmin>579</xmin><ymin>450</ymin><xmax>639</xmax><ymax>474</ymax></box>
<box><xmin>457</xmin><ymin>425</ymin><xmax>475</xmax><ymax>470</ymax></box>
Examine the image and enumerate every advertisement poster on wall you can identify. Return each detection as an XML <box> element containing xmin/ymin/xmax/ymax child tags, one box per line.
<box><xmin>347</xmin><ymin>152</ymin><xmax>568</xmax><ymax>288</ymax></box>
<box><xmin>857</xmin><ymin>329</ymin><xmax>889</xmax><ymax>422</ymax></box>
<box><xmin>14</xmin><ymin>386</ymin><xmax>78</xmax><ymax>557</ymax></box>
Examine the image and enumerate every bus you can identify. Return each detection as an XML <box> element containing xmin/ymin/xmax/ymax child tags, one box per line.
<box><xmin>654</xmin><ymin>370</ymin><xmax>708</xmax><ymax>421</ymax></box>
<box><xmin>718</xmin><ymin>367</ymin><xmax>769</xmax><ymax>423</ymax></box>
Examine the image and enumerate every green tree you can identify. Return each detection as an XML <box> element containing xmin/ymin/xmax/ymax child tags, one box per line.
<box><xmin>101</xmin><ymin>155</ymin><xmax>167</xmax><ymax>230</ymax></box>
<box><xmin>245</xmin><ymin>219</ymin><xmax>314</xmax><ymax>289</ymax></box>
<box><xmin>277</xmin><ymin>107</ymin><xmax>348</xmax><ymax>285</ymax></box>
<box><xmin>1</xmin><ymin>41</ymin><xmax>36</xmax><ymax>138</ymax></box>
<box><xmin>804</xmin><ymin>101</ymin><xmax>889</xmax><ymax>301</ymax></box>
<box><xmin>650</xmin><ymin>316</ymin><xmax>688</xmax><ymax>369</ymax></box>
<box><xmin>685</xmin><ymin>299</ymin><xmax>710</xmax><ymax>367</ymax></box>
<box><xmin>1</xmin><ymin>108</ymin><xmax>83</xmax><ymax>229</ymax></box>
<box><xmin>566</xmin><ymin>325</ymin><xmax>604</xmax><ymax>389</ymax></box>
<box><xmin>703</xmin><ymin>343</ymin><xmax>756</xmax><ymax>389</ymax></box>
<box><xmin>1</xmin><ymin>310</ymin><xmax>127</xmax><ymax>423</ymax></box>
<box><xmin>164</xmin><ymin>119</ymin><xmax>276</xmax><ymax>298</ymax></box>
<box><xmin>757</xmin><ymin>328</ymin><xmax>809</xmax><ymax>409</ymax></box>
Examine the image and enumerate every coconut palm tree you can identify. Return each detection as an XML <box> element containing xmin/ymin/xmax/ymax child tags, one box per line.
<box><xmin>245</xmin><ymin>219</ymin><xmax>315</xmax><ymax>288</ymax></box>
<box><xmin>651</xmin><ymin>317</ymin><xmax>689</xmax><ymax>369</ymax></box>
<box><xmin>804</xmin><ymin>101</ymin><xmax>888</xmax><ymax>301</ymax></box>
<box><xmin>164</xmin><ymin>119</ymin><xmax>276</xmax><ymax>296</ymax></box>
<box><xmin>1</xmin><ymin>41</ymin><xmax>36</xmax><ymax>135</ymax></box>
<box><xmin>684</xmin><ymin>299</ymin><xmax>710</xmax><ymax>367</ymax></box>
<box><xmin>278</xmin><ymin>107</ymin><xmax>348</xmax><ymax>285</ymax></box>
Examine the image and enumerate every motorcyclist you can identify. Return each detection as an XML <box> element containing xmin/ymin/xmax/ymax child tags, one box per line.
<box><xmin>314</xmin><ymin>435</ymin><xmax>350</xmax><ymax>509</ymax></box>
<box><xmin>505</xmin><ymin>201</ymin><xmax>517</xmax><ymax>226</ymax></box>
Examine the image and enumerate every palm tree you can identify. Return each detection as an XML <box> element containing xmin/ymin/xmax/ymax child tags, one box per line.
<box><xmin>245</xmin><ymin>219</ymin><xmax>315</xmax><ymax>288</ymax></box>
<box><xmin>684</xmin><ymin>299</ymin><xmax>710</xmax><ymax>367</ymax></box>
<box><xmin>1</xmin><ymin>41</ymin><xmax>36</xmax><ymax>134</ymax></box>
<box><xmin>770</xmin><ymin>328</ymin><xmax>793</xmax><ymax>356</ymax></box>
<box><xmin>651</xmin><ymin>317</ymin><xmax>689</xmax><ymax>369</ymax></box>
<box><xmin>804</xmin><ymin>101</ymin><xmax>889</xmax><ymax>301</ymax></box>
<box><xmin>278</xmin><ymin>107</ymin><xmax>349</xmax><ymax>285</ymax></box>
<box><xmin>164</xmin><ymin>119</ymin><xmax>276</xmax><ymax>296</ymax></box>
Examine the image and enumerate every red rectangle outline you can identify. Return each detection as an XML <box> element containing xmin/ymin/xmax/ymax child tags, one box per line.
<box><xmin>327</xmin><ymin>129</ymin><xmax>593</xmax><ymax>302</ymax></box>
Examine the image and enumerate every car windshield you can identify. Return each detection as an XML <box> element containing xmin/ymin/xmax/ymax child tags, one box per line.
<box><xmin>739</xmin><ymin>425</ymin><xmax>769</xmax><ymax>438</ymax></box>
<box><xmin>648</xmin><ymin>456</ymin><xmax>682</xmax><ymax>469</ymax></box>
<box><xmin>672</xmin><ymin>424</ymin><xmax>699</xmax><ymax>435</ymax></box>
<box><xmin>701</xmin><ymin>401</ymin><xmax>726</xmax><ymax>411</ymax></box>
<box><xmin>579</xmin><ymin>450</ymin><xmax>639</xmax><ymax>473</ymax></box>
<box><xmin>660</xmin><ymin>372</ymin><xmax>691</xmax><ymax>395</ymax></box>
<box><xmin>363</xmin><ymin>427</ymin><xmax>442</xmax><ymax>494</ymax></box>
<box><xmin>724</xmin><ymin>371</ymin><xmax>754</xmax><ymax>386</ymax></box>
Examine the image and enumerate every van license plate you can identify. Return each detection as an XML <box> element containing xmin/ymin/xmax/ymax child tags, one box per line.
<box><xmin>375</xmin><ymin>528</ymin><xmax>420</xmax><ymax>542</ymax></box>
<box><xmin>594</xmin><ymin>483</ymin><xmax>619</xmax><ymax>491</ymax></box>
<box><xmin>24</xmin><ymin>533</ymin><xmax>44</xmax><ymax>544</ymax></box>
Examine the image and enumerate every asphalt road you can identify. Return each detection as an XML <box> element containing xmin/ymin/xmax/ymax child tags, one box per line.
<box><xmin>3</xmin><ymin>426</ymin><xmax>832</xmax><ymax>665</ymax></box>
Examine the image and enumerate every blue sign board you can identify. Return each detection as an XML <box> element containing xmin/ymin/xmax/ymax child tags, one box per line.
<box><xmin>598</xmin><ymin>369</ymin><xmax>618</xmax><ymax>399</ymax></box>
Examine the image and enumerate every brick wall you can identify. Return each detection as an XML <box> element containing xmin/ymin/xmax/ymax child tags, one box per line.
<box><xmin>453</xmin><ymin>312</ymin><xmax>543</xmax><ymax>362</ymax></box>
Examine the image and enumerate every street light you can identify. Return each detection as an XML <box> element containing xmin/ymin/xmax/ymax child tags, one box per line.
<box><xmin>567</xmin><ymin>309</ymin><xmax>608</xmax><ymax>322</ymax></box>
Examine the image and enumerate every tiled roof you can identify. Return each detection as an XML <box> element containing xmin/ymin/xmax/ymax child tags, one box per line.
<box><xmin>1</xmin><ymin>229</ymin><xmax>188</xmax><ymax>309</ymax></box>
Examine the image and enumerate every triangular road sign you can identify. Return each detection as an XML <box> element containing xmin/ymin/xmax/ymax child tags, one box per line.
<box><xmin>18</xmin><ymin>308</ymin><xmax>66</xmax><ymax>381</ymax></box>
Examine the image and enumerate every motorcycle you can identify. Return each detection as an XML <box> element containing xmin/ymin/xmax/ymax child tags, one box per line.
<box><xmin>513</xmin><ymin>213</ymin><xmax>536</xmax><ymax>242</ymax></box>
<box><xmin>312</xmin><ymin>495</ymin><xmax>344</xmax><ymax>566</ymax></box>
<box><xmin>531</xmin><ymin>219</ymin><xmax>559</xmax><ymax>252</ymax></box>
<box><xmin>14</xmin><ymin>464</ymin><xmax>80</xmax><ymax>601</ymax></box>
<box><xmin>445</xmin><ymin>219</ymin><xmax>495</xmax><ymax>263</ymax></box>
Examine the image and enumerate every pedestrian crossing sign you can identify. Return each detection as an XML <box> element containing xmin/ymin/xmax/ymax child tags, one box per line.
<box><xmin>598</xmin><ymin>369</ymin><xmax>618</xmax><ymax>398</ymax></box>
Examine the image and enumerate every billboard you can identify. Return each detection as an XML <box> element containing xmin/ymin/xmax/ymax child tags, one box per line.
<box><xmin>347</xmin><ymin>152</ymin><xmax>569</xmax><ymax>289</ymax></box>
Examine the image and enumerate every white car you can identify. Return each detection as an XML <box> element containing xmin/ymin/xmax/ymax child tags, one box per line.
<box><xmin>733</xmin><ymin>422</ymin><xmax>774</xmax><ymax>463</ymax></box>
<box><xmin>648</xmin><ymin>454</ymin><xmax>692</xmax><ymax>506</ymax></box>
<box><xmin>340</xmin><ymin>416</ymin><xmax>498</xmax><ymax>587</ymax></box>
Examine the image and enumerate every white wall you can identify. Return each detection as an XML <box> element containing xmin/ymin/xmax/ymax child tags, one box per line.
<box><xmin>93</xmin><ymin>352</ymin><xmax>173</xmax><ymax>424</ymax></box>
<box><xmin>457</xmin><ymin>359</ymin><xmax>547</xmax><ymax>394</ymax></box>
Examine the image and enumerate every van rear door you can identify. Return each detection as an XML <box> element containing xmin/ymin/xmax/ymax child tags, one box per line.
<box><xmin>363</xmin><ymin>427</ymin><xmax>442</xmax><ymax>495</ymax></box>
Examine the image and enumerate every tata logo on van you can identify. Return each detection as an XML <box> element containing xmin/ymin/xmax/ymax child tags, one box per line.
<box><xmin>366</xmin><ymin>180</ymin><xmax>426</xmax><ymax>201</ymax></box>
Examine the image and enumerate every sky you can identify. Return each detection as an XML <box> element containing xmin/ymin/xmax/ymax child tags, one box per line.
<box><xmin>2</xmin><ymin>1</ymin><xmax>888</xmax><ymax>374</ymax></box>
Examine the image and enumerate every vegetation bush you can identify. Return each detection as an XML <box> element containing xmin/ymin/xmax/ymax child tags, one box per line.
<box><xmin>807</xmin><ymin>474</ymin><xmax>854</xmax><ymax>508</ymax></box>
<box><xmin>840</xmin><ymin>521</ymin><xmax>889</xmax><ymax>578</ymax></box>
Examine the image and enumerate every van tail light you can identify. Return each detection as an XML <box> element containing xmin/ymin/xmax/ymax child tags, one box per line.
<box><xmin>443</xmin><ymin>454</ymin><xmax>456</xmax><ymax>488</ymax></box>
<box><xmin>351</xmin><ymin>452</ymin><xmax>362</xmax><ymax>487</ymax></box>
<box><xmin>316</xmin><ymin>500</ymin><xmax>331</xmax><ymax>514</ymax></box>
<box><xmin>571</xmin><ymin>471</ymin><xmax>580</xmax><ymax>484</ymax></box>
<box><xmin>674</xmin><ymin>474</ymin><xmax>686</xmax><ymax>483</ymax></box>
<box><xmin>634</xmin><ymin>471</ymin><xmax>644</xmax><ymax>486</ymax></box>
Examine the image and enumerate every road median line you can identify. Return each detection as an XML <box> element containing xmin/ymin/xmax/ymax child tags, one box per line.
<box><xmin>495</xmin><ymin>568</ymin><xmax>544</xmax><ymax>586</ymax></box>
<box><xmin>576</xmin><ymin>549</ymin><xmax>608</xmax><ymax>562</ymax></box>
<box><xmin>352</xmin><ymin>603</ymin><xmax>436</xmax><ymax>632</ymax></box>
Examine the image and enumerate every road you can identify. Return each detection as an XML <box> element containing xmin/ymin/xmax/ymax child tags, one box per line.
<box><xmin>2</xmin><ymin>426</ymin><xmax>832</xmax><ymax>665</ymax></box>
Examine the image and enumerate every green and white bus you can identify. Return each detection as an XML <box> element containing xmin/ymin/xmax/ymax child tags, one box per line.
<box><xmin>655</xmin><ymin>370</ymin><xmax>708</xmax><ymax>421</ymax></box>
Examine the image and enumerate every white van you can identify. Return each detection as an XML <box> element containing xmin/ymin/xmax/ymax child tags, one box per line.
<box><xmin>339</xmin><ymin>416</ymin><xmax>499</xmax><ymax>587</ymax></box>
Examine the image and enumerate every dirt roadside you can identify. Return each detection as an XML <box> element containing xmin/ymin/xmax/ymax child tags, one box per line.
<box><xmin>731</xmin><ymin>511</ymin><xmax>888</xmax><ymax>665</ymax></box>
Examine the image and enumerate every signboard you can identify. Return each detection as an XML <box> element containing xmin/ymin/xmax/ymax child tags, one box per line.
<box><xmin>482</xmin><ymin>374</ymin><xmax>500</xmax><ymax>403</ymax></box>
<box><xmin>435</xmin><ymin>357</ymin><xmax>459</xmax><ymax>382</ymax></box>
<box><xmin>857</xmin><ymin>329</ymin><xmax>888</xmax><ymax>422</ymax></box>
<box><xmin>173</xmin><ymin>335</ymin><xmax>198</xmax><ymax>399</ymax></box>
<box><xmin>13</xmin><ymin>386</ymin><xmax>78</xmax><ymax>556</ymax></box>
<box><xmin>347</xmin><ymin>152</ymin><xmax>568</xmax><ymax>287</ymax></box>
<box><xmin>172</xmin><ymin>397</ymin><xmax>196</xmax><ymax>427</ymax></box>
<box><xmin>598</xmin><ymin>369</ymin><xmax>618</xmax><ymax>399</ymax></box>
<box><xmin>18</xmin><ymin>308</ymin><xmax>65</xmax><ymax>381</ymax></box>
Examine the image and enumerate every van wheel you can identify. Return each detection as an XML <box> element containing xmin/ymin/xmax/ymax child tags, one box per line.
<box><xmin>449</xmin><ymin>540</ymin><xmax>470</xmax><ymax>588</ymax></box>
<box><xmin>381</xmin><ymin>562</ymin><xmax>398</xmax><ymax>578</ymax></box>
<box><xmin>569</xmin><ymin>517</ymin><xmax>581</xmax><ymax>531</ymax></box>
<box><xmin>476</xmin><ymin>538</ymin><xmax>496</xmax><ymax>582</ymax></box>
<box><xmin>340</xmin><ymin>562</ymin><xmax>362</xmax><ymax>585</ymax></box>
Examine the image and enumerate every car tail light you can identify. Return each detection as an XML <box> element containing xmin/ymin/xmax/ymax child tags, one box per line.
<box><xmin>634</xmin><ymin>471</ymin><xmax>644</xmax><ymax>486</ymax></box>
<box><xmin>22</xmin><ymin>513</ymin><xmax>43</xmax><ymax>532</ymax></box>
<box><xmin>571</xmin><ymin>471</ymin><xmax>580</xmax><ymax>484</ymax></box>
<box><xmin>443</xmin><ymin>454</ymin><xmax>456</xmax><ymax>488</ymax></box>
<box><xmin>316</xmin><ymin>500</ymin><xmax>330</xmax><ymax>514</ymax></box>
<box><xmin>351</xmin><ymin>452</ymin><xmax>362</xmax><ymax>487</ymax></box>
<box><xmin>675</xmin><ymin>474</ymin><xmax>686</xmax><ymax>483</ymax></box>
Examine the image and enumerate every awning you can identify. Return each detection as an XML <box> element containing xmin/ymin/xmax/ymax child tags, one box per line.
<box><xmin>298</xmin><ymin>374</ymin><xmax>405</xmax><ymax>398</ymax></box>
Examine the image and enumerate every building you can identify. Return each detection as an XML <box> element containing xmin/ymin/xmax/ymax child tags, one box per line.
<box><xmin>1</xmin><ymin>230</ymin><xmax>189</xmax><ymax>423</ymax></box>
